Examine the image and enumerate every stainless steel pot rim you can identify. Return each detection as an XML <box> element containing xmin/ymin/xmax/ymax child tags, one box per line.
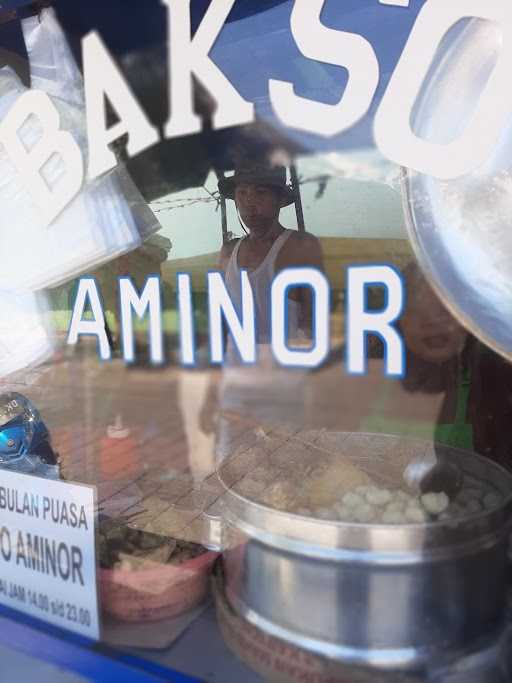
<box><xmin>217</xmin><ymin>434</ymin><xmax>512</xmax><ymax>552</ymax></box>
<box><xmin>223</xmin><ymin>506</ymin><xmax>509</xmax><ymax>563</ymax></box>
<box><xmin>226</xmin><ymin>588</ymin><xmax>438</xmax><ymax>670</ymax></box>
<box><xmin>222</xmin><ymin>482</ymin><xmax>512</xmax><ymax>529</ymax></box>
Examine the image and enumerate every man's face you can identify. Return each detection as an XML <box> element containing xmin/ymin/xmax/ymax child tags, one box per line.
<box><xmin>401</xmin><ymin>280</ymin><xmax>467</xmax><ymax>363</ymax></box>
<box><xmin>234</xmin><ymin>182</ymin><xmax>282</xmax><ymax>232</ymax></box>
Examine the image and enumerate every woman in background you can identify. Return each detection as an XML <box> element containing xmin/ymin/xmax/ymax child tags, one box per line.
<box><xmin>306</xmin><ymin>262</ymin><xmax>475</xmax><ymax>452</ymax></box>
<box><xmin>361</xmin><ymin>262</ymin><xmax>472</xmax><ymax>451</ymax></box>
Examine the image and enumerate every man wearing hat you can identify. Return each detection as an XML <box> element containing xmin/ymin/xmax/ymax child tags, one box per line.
<box><xmin>217</xmin><ymin>160</ymin><xmax>324</xmax><ymax>346</ymax></box>
<box><xmin>199</xmin><ymin>160</ymin><xmax>324</xmax><ymax>448</ymax></box>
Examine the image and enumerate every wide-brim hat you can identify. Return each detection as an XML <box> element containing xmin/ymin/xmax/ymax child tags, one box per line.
<box><xmin>218</xmin><ymin>163</ymin><xmax>295</xmax><ymax>207</ymax></box>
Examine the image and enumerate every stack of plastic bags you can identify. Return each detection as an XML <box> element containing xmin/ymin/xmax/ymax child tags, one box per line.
<box><xmin>0</xmin><ymin>289</ymin><xmax>54</xmax><ymax>378</ymax></box>
<box><xmin>0</xmin><ymin>9</ymin><xmax>160</xmax><ymax>378</ymax></box>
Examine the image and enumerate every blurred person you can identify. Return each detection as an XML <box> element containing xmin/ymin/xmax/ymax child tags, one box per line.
<box><xmin>467</xmin><ymin>337</ymin><xmax>512</xmax><ymax>471</ymax></box>
<box><xmin>361</xmin><ymin>261</ymin><xmax>473</xmax><ymax>449</ymax></box>
<box><xmin>200</xmin><ymin>158</ymin><xmax>324</xmax><ymax>458</ymax></box>
<box><xmin>400</xmin><ymin>264</ymin><xmax>467</xmax><ymax>367</ymax></box>
<box><xmin>304</xmin><ymin>261</ymin><xmax>474</xmax><ymax>450</ymax></box>
<box><xmin>217</xmin><ymin>159</ymin><xmax>323</xmax><ymax>348</ymax></box>
<box><xmin>177</xmin><ymin>338</ymin><xmax>218</xmax><ymax>484</ymax></box>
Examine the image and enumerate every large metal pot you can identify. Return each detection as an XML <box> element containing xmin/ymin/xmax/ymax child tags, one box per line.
<box><xmin>219</xmin><ymin>433</ymin><xmax>512</xmax><ymax>673</ymax></box>
<box><xmin>402</xmin><ymin>18</ymin><xmax>512</xmax><ymax>361</ymax></box>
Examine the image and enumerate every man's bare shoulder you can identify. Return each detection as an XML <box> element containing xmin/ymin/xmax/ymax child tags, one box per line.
<box><xmin>220</xmin><ymin>238</ymin><xmax>240</xmax><ymax>257</ymax></box>
<box><xmin>284</xmin><ymin>230</ymin><xmax>323</xmax><ymax>266</ymax></box>
<box><xmin>288</xmin><ymin>230</ymin><xmax>321</xmax><ymax>248</ymax></box>
<box><xmin>219</xmin><ymin>238</ymin><xmax>240</xmax><ymax>268</ymax></box>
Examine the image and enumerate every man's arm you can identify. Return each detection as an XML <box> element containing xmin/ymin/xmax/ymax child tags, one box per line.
<box><xmin>284</xmin><ymin>232</ymin><xmax>325</xmax><ymax>337</ymax></box>
<box><xmin>219</xmin><ymin>239</ymin><xmax>238</xmax><ymax>271</ymax></box>
<box><xmin>218</xmin><ymin>239</ymin><xmax>240</xmax><ymax>346</ymax></box>
<box><xmin>199</xmin><ymin>240</ymin><xmax>238</xmax><ymax>434</ymax></box>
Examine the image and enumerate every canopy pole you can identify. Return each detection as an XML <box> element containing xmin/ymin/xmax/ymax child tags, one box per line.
<box><xmin>220</xmin><ymin>194</ymin><xmax>228</xmax><ymax>244</ymax></box>
<box><xmin>290</xmin><ymin>163</ymin><xmax>305</xmax><ymax>233</ymax></box>
<box><xmin>215</xmin><ymin>170</ymin><xmax>229</xmax><ymax>244</ymax></box>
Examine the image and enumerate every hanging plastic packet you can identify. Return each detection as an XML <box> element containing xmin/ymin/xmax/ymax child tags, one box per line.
<box><xmin>22</xmin><ymin>8</ymin><xmax>159</xmax><ymax>245</ymax></box>
<box><xmin>0</xmin><ymin>288</ymin><xmax>54</xmax><ymax>378</ymax></box>
<box><xmin>0</xmin><ymin>9</ymin><xmax>160</xmax><ymax>293</ymax></box>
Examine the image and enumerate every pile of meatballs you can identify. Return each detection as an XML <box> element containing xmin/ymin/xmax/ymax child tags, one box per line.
<box><xmin>293</xmin><ymin>482</ymin><xmax>503</xmax><ymax>524</ymax></box>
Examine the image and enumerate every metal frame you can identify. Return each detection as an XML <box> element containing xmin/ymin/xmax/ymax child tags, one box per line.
<box><xmin>290</xmin><ymin>163</ymin><xmax>305</xmax><ymax>234</ymax></box>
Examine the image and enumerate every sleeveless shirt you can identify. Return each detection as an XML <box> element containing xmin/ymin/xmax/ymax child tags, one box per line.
<box><xmin>224</xmin><ymin>229</ymin><xmax>301</xmax><ymax>346</ymax></box>
<box><xmin>217</xmin><ymin>230</ymin><xmax>307</xmax><ymax>457</ymax></box>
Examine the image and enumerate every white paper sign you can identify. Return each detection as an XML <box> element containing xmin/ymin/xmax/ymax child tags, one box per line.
<box><xmin>0</xmin><ymin>470</ymin><xmax>99</xmax><ymax>640</ymax></box>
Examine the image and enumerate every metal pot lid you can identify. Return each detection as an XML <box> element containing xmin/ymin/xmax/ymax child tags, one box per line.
<box><xmin>217</xmin><ymin>425</ymin><xmax>512</xmax><ymax>555</ymax></box>
<box><xmin>403</xmin><ymin>18</ymin><xmax>512</xmax><ymax>360</ymax></box>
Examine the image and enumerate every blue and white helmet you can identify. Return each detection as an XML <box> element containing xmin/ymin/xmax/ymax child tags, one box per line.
<box><xmin>0</xmin><ymin>392</ymin><xmax>57</xmax><ymax>465</ymax></box>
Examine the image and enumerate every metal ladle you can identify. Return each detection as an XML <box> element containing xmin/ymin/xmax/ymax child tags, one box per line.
<box><xmin>404</xmin><ymin>457</ymin><xmax>463</xmax><ymax>500</ymax></box>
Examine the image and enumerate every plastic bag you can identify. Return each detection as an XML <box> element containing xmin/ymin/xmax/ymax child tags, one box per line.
<box><xmin>0</xmin><ymin>9</ymin><xmax>160</xmax><ymax>293</ymax></box>
<box><xmin>0</xmin><ymin>288</ymin><xmax>54</xmax><ymax>378</ymax></box>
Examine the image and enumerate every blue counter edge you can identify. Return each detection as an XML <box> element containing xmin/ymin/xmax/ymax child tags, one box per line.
<box><xmin>0</xmin><ymin>604</ymin><xmax>204</xmax><ymax>682</ymax></box>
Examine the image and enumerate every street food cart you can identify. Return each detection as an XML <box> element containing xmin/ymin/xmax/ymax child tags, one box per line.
<box><xmin>1</xmin><ymin>2</ymin><xmax>512</xmax><ymax>682</ymax></box>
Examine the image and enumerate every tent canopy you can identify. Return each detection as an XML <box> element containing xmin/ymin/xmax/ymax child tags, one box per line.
<box><xmin>1</xmin><ymin>0</ymin><xmax>426</xmax><ymax>200</ymax></box>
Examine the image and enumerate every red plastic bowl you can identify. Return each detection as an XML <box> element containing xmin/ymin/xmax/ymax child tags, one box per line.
<box><xmin>100</xmin><ymin>549</ymin><xmax>218</xmax><ymax>622</ymax></box>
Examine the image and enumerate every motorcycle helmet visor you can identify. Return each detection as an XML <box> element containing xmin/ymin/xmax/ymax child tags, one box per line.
<box><xmin>0</xmin><ymin>394</ymin><xmax>33</xmax><ymax>427</ymax></box>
